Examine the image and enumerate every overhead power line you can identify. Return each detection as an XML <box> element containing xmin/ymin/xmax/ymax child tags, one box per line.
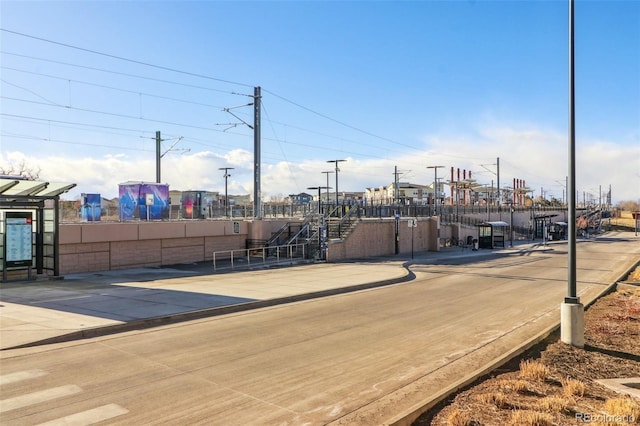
<box><xmin>1</xmin><ymin>52</ymin><xmax>242</xmax><ymax>95</ymax></box>
<box><xmin>263</xmin><ymin>88</ymin><xmax>422</xmax><ymax>153</ymax></box>
<box><xmin>1</xmin><ymin>29</ymin><xmax>500</xmax><ymax>173</ymax></box>
<box><xmin>3</xmin><ymin>32</ymin><xmax>420</xmax><ymax>158</ymax></box>
<box><xmin>1</xmin><ymin>133</ymin><xmax>154</xmax><ymax>153</ymax></box>
<box><xmin>1</xmin><ymin>96</ymin><xmax>240</xmax><ymax>133</ymax></box>
<box><xmin>2</xmin><ymin>68</ymin><xmax>226</xmax><ymax>109</ymax></box>
<box><xmin>0</xmin><ymin>28</ymin><xmax>254</xmax><ymax>88</ymax></box>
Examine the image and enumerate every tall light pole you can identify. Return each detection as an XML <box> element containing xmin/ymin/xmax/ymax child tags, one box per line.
<box><xmin>427</xmin><ymin>166</ymin><xmax>444</xmax><ymax>216</ymax></box>
<box><xmin>308</xmin><ymin>186</ymin><xmax>331</xmax><ymax>260</ymax></box>
<box><xmin>321</xmin><ymin>171</ymin><xmax>334</xmax><ymax>205</ymax></box>
<box><xmin>562</xmin><ymin>0</ymin><xmax>584</xmax><ymax>348</ymax></box>
<box><xmin>327</xmin><ymin>159</ymin><xmax>346</xmax><ymax>208</ymax></box>
<box><xmin>219</xmin><ymin>167</ymin><xmax>234</xmax><ymax>218</ymax></box>
<box><xmin>253</xmin><ymin>86</ymin><xmax>262</xmax><ymax>220</ymax></box>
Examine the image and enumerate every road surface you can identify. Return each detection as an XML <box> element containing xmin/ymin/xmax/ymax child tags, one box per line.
<box><xmin>1</xmin><ymin>236</ymin><xmax>638</xmax><ymax>425</ymax></box>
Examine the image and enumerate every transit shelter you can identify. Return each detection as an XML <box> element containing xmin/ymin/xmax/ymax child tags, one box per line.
<box><xmin>477</xmin><ymin>221</ymin><xmax>508</xmax><ymax>249</ymax></box>
<box><xmin>0</xmin><ymin>178</ymin><xmax>76</xmax><ymax>281</ymax></box>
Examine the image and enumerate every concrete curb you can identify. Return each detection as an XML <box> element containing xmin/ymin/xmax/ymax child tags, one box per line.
<box><xmin>4</xmin><ymin>267</ymin><xmax>414</xmax><ymax>350</ymax></box>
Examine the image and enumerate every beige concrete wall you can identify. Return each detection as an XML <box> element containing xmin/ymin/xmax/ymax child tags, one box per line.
<box><xmin>248</xmin><ymin>219</ymin><xmax>304</xmax><ymax>241</ymax></box>
<box><xmin>58</xmin><ymin>217</ymin><xmax>434</xmax><ymax>274</ymax></box>
<box><xmin>58</xmin><ymin>220</ymin><xmax>278</xmax><ymax>275</ymax></box>
<box><xmin>326</xmin><ymin>217</ymin><xmax>439</xmax><ymax>262</ymax></box>
<box><xmin>59</xmin><ymin>242</ymin><xmax>110</xmax><ymax>274</ymax></box>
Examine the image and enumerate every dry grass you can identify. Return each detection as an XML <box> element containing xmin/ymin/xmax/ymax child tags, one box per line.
<box><xmin>628</xmin><ymin>267</ymin><xmax>640</xmax><ymax>282</ymax></box>
<box><xmin>604</xmin><ymin>397</ymin><xmax>640</xmax><ymax>420</ymax></box>
<box><xmin>519</xmin><ymin>359</ymin><xmax>549</xmax><ymax>381</ymax></box>
<box><xmin>423</xmin><ymin>285</ymin><xmax>640</xmax><ymax>426</ymax></box>
<box><xmin>611</xmin><ymin>211</ymin><xmax>638</xmax><ymax>229</ymax></box>
<box><xmin>497</xmin><ymin>378</ymin><xmax>529</xmax><ymax>394</ymax></box>
<box><xmin>587</xmin><ymin>320</ymin><xmax>625</xmax><ymax>336</ymax></box>
<box><xmin>560</xmin><ymin>377</ymin><xmax>585</xmax><ymax>398</ymax></box>
<box><xmin>446</xmin><ymin>408</ymin><xmax>473</xmax><ymax>426</ymax></box>
<box><xmin>509</xmin><ymin>410</ymin><xmax>554</xmax><ymax>426</ymax></box>
<box><xmin>477</xmin><ymin>391</ymin><xmax>508</xmax><ymax>408</ymax></box>
<box><xmin>535</xmin><ymin>396</ymin><xmax>569</xmax><ymax>413</ymax></box>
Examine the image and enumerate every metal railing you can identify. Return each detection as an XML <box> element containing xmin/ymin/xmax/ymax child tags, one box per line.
<box><xmin>212</xmin><ymin>243</ymin><xmax>309</xmax><ymax>272</ymax></box>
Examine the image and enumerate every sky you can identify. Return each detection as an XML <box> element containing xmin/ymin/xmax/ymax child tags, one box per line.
<box><xmin>0</xmin><ymin>0</ymin><xmax>638</xmax><ymax>205</ymax></box>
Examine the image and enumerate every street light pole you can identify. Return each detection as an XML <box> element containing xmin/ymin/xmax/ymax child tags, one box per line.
<box><xmin>562</xmin><ymin>0</ymin><xmax>584</xmax><ymax>348</ymax></box>
<box><xmin>307</xmin><ymin>186</ymin><xmax>331</xmax><ymax>260</ymax></box>
<box><xmin>509</xmin><ymin>202</ymin><xmax>514</xmax><ymax>247</ymax></box>
<box><xmin>327</xmin><ymin>160</ymin><xmax>346</xmax><ymax>209</ymax></box>
<box><xmin>427</xmin><ymin>166</ymin><xmax>444</xmax><ymax>216</ymax></box>
<box><xmin>219</xmin><ymin>167</ymin><xmax>234</xmax><ymax>218</ymax></box>
<box><xmin>321</xmin><ymin>171</ymin><xmax>334</xmax><ymax>211</ymax></box>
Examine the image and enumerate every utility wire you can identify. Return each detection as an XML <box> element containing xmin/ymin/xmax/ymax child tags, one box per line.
<box><xmin>1</xmin><ymin>29</ymin><xmax>254</xmax><ymax>88</ymax></box>
<box><xmin>3</xmin><ymin>44</ymin><xmax>422</xmax><ymax>155</ymax></box>
<box><xmin>1</xmin><ymin>133</ymin><xmax>154</xmax><ymax>152</ymax></box>
<box><xmin>1</xmin><ymin>96</ymin><xmax>242</xmax><ymax>134</ymax></box>
<box><xmin>1</xmin><ymin>78</ymin><xmax>64</xmax><ymax>107</ymax></box>
<box><xmin>3</xmin><ymin>65</ymin><xmax>396</xmax><ymax>154</ymax></box>
<box><xmin>2</xmin><ymin>114</ymin><xmax>154</xmax><ymax>140</ymax></box>
<box><xmin>261</xmin><ymin>100</ymin><xmax>300</xmax><ymax>193</ymax></box>
<box><xmin>263</xmin><ymin>87</ymin><xmax>422</xmax><ymax>153</ymax></box>
<box><xmin>2</xmin><ymin>67</ymin><xmax>227</xmax><ymax>109</ymax></box>
<box><xmin>3</xmin><ymin>50</ymin><xmax>418</xmax><ymax>157</ymax></box>
<box><xmin>1</xmin><ymin>113</ymin><xmax>151</xmax><ymax>134</ymax></box>
<box><xmin>1</xmin><ymin>52</ymin><xmax>243</xmax><ymax>95</ymax></box>
<box><xmin>1</xmin><ymin>33</ymin><xmax>493</xmax><ymax>172</ymax></box>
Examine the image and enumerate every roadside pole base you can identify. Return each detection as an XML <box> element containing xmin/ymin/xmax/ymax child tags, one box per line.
<box><xmin>560</xmin><ymin>302</ymin><xmax>585</xmax><ymax>348</ymax></box>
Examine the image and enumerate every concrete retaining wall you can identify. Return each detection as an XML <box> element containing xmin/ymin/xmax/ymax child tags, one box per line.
<box><xmin>327</xmin><ymin>217</ymin><xmax>439</xmax><ymax>261</ymax></box>
<box><xmin>59</xmin><ymin>220</ymin><xmax>293</xmax><ymax>274</ymax></box>
<box><xmin>58</xmin><ymin>216</ymin><xmax>446</xmax><ymax>274</ymax></box>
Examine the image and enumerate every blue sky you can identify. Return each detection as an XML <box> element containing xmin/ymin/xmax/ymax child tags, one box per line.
<box><xmin>1</xmin><ymin>0</ymin><xmax>638</xmax><ymax>204</ymax></box>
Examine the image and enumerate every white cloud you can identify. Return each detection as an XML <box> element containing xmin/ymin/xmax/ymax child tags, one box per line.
<box><xmin>3</xmin><ymin>121</ymin><xmax>638</xmax><ymax>204</ymax></box>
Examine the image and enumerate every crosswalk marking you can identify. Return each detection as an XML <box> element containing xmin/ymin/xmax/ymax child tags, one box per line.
<box><xmin>0</xmin><ymin>370</ymin><xmax>129</xmax><ymax>423</ymax></box>
<box><xmin>0</xmin><ymin>384</ymin><xmax>82</xmax><ymax>412</ymax></box>
<box><xmin>0</xmin><ymin>369</ymin><xmax>48</xmax><ymax>386</ymax></box>
<box><xmin>36</xmin><ymin>403</ymin><xmax>129</xmax><ymax>426</ymax></box>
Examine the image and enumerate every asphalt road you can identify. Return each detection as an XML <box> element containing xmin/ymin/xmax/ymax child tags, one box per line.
<box><xmin>1</xmin><ymin>237</ymin><xmax>638</xmax><ymax>425</ymax></box>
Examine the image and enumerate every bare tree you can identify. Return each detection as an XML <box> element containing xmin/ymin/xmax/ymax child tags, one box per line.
<box><xmin>0</xmin><ymin>159</ymin><xmax>41</xmax><ymax>180</ymax></box>
<box><xmin>617</xmin><ymin>200</ymin><xmax>640</xmax><ymax>212</ymax></box>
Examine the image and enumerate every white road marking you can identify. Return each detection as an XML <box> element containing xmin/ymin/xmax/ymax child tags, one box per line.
<box><xmin>0</xmin><ymin>384</ymin><xmax>82</xmax><ymax>412</ymax></box>
<box><xmin>0</xmin><ymin>369</ymin><xmax>48</xmax><ymax>386</ymax></box>
<box><xmin>36</xmin><ymin>403</ymin><xmax>129</xmax><ymax>426</ymax></box>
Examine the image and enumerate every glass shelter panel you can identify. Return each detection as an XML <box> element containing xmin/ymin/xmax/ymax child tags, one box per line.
<box><xmin>43</xmin><ymin>206</ymin><xmax>56</xmax><ymax>273</ymax></box>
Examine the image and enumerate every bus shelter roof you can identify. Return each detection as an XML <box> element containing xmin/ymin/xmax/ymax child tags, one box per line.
<box><xmin>0</xmin><ymin>178</ymin><xmax>76</xmax><ymax>198</ymax></box>
<box><xmin>478</xmin><ymin>221</ymin><xmax>509</xmax><ymax>227</ymax></box>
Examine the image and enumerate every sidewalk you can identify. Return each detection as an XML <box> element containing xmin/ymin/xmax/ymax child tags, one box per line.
<box><xmin>0</xmin><ymin>240</ymin><xmax>550</xmax><ymax>350</ymax></box>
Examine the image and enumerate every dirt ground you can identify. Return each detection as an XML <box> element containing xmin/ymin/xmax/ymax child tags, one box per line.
<box><xmin>416</xmin><ymin>266</ymin><xmax>640</xmax><ymax>426</ymax></box>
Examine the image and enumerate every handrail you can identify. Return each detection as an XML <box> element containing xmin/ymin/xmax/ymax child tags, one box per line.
<box><xmin>213</xmin><ymin>242</ymin><xmax>309</xmax><ymax>272</ymax></box>
<box><xmin>266</xmin><ymin>221</ymin><xmax>292</xmax><ymax>246</ymax></box>
<box><xmin>329</xmin><ymin>206</ymin><xmax>360</xmax><ymax>239</ymax></box>
<box><xmin>324</xmin><ymin>205</ymin><xmax>341</xmax><ymax>219</ymax></box>
<box><xmin>285</xmin><ymin>212</ymin><xmax>317</xmax><ymax>245</ymax></box>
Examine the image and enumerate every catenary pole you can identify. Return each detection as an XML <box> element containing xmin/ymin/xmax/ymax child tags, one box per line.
<box><xmin>427</xmin><ymin>166</ymin><xmax>444</xmax><ymax>215</ymax></box>
<box><xmin>254</xmin><ymin>86</ymin><xmax>262</xmax><ymax>219</ymax></box>
<box><xmin>156</xmin><ymin>131</ymin><xmax>161</xmax><ymax>183</ymax></box>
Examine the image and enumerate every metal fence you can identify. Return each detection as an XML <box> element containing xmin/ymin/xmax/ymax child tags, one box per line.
<box><xmin>212</xmin><ymin>243</ymin><xmax>310</xmax><ymax>272</ymax></box>
<box><xmin>60</xmin><ymin>200</ymin><xmax>589</xmax><ymax>224</ymax></box>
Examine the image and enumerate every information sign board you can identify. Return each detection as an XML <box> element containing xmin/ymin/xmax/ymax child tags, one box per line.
<box><xmin>5</xmin><ymin>212</ymin><xmax>33</xmax><ymax>267</ymax></box>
